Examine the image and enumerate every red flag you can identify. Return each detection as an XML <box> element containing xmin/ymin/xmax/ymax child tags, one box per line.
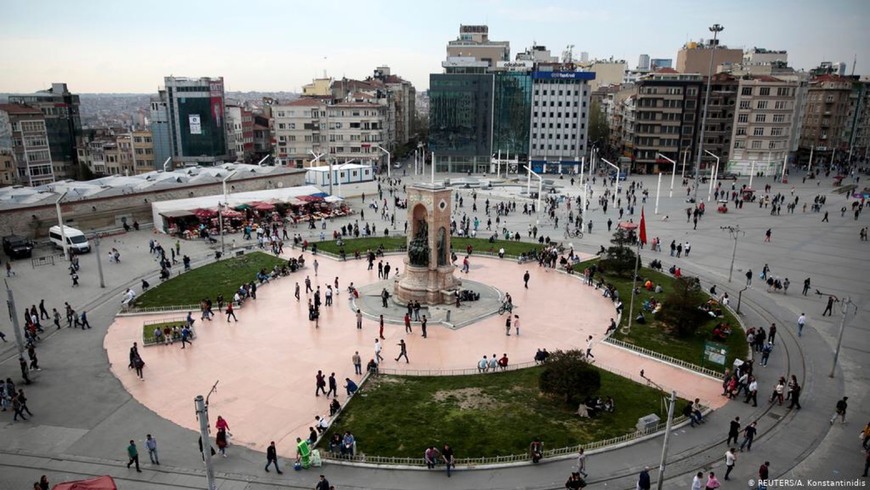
<box><xmin>639</xmin><ymin>208</ymin><xmax>648</xmax><ymax>245</ymax></box>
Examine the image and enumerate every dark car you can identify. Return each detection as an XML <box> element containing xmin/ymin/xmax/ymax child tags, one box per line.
<box><xmin>3</xmin><ymin>235</ymin><xmax>34</xmax><ymax>259</ymax></box>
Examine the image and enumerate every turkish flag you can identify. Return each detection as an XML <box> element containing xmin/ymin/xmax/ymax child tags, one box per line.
<box><xmin>639</xmin><ymin>208</ymin><xmax>648</xmax><ymax>245</ymax></box>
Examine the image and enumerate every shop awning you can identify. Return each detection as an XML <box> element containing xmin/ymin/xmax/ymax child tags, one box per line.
<box><xmin>159</xmin><ymin>209</ymin><xmax>195</xmax><ymax>218</ymax></box>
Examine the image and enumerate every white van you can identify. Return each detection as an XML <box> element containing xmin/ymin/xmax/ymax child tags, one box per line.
<box><xmin>49</xmin><ymin>225</ymin><xmax>91</xmax><ymax>254</ymax></box>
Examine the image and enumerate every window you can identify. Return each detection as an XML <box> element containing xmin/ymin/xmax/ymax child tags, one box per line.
<box><xmin>772</xmin><ymin>114</ymin><xmax>785</xmax><ymax>123</ymax></box>
<box><xmin>739</xmin><ymin>101</ymin><xmax>751</xmax><ymax>109</ymax></box>
<box><xmin>753</xmin><ymin>128</ymin><xmax>764</xmax><ymax>136</ymax></box>
<box><xmin>774</xmin><ymin>101</ymin><xmax>787</xmax><ymax>110</ymax></box>
<box><xmin>759</xmin><ymin>87</ymin><xmax>770</xmax><ymax>96</ymax></box>
<box><xmin>736</xmin><ymin>127</ymin><xmax>746</xmax><ymax>136</ymax></box>
<box><xmin>757</xmin><ymin>101</ymin><xmax>768</xmax><ymax>109</ymax></box>
<box><xmin>741</xmin><ymin>87</ymin><xmax>752</xmax><ymax>96</ymax></box>
<box><xmin>751</xmin><ymin>141</ymin><xmax>762</xmax><ymax>149</ymax></box>
<box><xmin>770</xmin><ymin>128</ymin><xmax>783</xmax><ymax>136</ymax></box>
<box><xmin>738</xmin><ymin>114</ymin><xmax>749</xmax><ymax>123</ymax></box>
<box><xmin>755</xmin><ymin>114</ymin><xmax>766</xmax><ymax>123</ymax></box>
<box><xmin>769</xmin><ymin>141</ymin><xmax>777</xmax><ymax>149</ymax></box>
<box><xmin>777</xmin><ymin>87</ymin><xmax>790</xmax><ymax>97</ymax></box>
<box><xmin>734</xmin><ymin>141</ymin><xmax>743</xmax><ymax>148</ymax></box>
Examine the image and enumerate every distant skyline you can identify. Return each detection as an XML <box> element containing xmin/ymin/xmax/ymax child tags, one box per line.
<box><xmin>1</xmin><ymin>0</ymin><xmax>869</xmax><ymax>94</ymax></box>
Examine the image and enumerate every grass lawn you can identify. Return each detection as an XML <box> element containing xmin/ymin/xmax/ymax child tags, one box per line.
<box><xmin>587</xmin><ymin>264</ymin><xmax>745</xmax><ymax>373</ymax></box>
<box><xmin>315</xmin><ymin>236</ymin><xmax>560</xmax><ymax>259</ymax></box>
<box><xmin>324</xmin><ymin>366</ymin><xmax>678</xmax><ymax>458</ymax></box>
<box><xmin>135</xmin><ymin>252</ymin><xmax>286</xmax><ymax>308</ymax></box>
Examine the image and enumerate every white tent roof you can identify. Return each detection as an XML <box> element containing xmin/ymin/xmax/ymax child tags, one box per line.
<box><xmin>151</xmin><ymin>185</ymin><xmax>329</xmax><ymax>216</ymax></box>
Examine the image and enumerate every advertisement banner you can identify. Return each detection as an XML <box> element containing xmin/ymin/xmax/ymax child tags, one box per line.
<box><xmin>210</xmin><ymin>80</ymin><xmax>224</xmax><ymax>130</ymax></box>
<box><xmin>189</xmin><ymin>114</ymin><xmax>202</xmax><ymax>135</ymax></box>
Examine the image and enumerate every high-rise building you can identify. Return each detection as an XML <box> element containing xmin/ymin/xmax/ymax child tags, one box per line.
<box><xmin>150</xmin><ymin>76</ymin><xmax>228</xmax><ymax>166</ymax></box>
<box><xmin>150</xmin><ymin>90</ymin><xmax>172</xmax><ymax>168</ymax></box>
<box><xmin>676</xmin><ymin>40</ymin><xmax>742</xmax><ymax>75</ymax></box>
<box><xmin>528</xmin><ymin>70</ymin><xmax>594</xmax><ymax>172</ymax></box>
<box><xmin>0</xmin><ymin>104</ymin><xmax>55</xmax><ymax>185</ymax></box>
<box><xmin>429</xmin><ymin>71</ymin><xmax>494</xmax><ymax>173</ymax></box>
<box><xmin>8</xmin><ymin>83</ymin><xmax>81</xmax><ymax>180</ymax></box>
<box><xmin>800</xmin><ymin>75</ymin><xmax>854</xmax><ymax>159</ymax></box>
<box><xmin>446</xmin><ymin>25</ymin><xmax>509</xmax><ymax>69</ymax></box>
<box><xmin>492</xmin><ymin>71</ymin><xmax>532</xmax><ymax>161</ymax></box>
<box><xmin>637</xmin><ymin>54</ymin><xmax>651</xmax><ymax>71</ymax></box>
<box><xmin>698</xmin><ymin>73</ymin><xmax>739</xmax><ymax>169</ymax></box>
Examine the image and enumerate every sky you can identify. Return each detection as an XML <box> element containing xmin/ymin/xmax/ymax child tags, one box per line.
<box><xmin>1</xmin><ymin>0</ymin><xmax>869</xmax><ymax>94</ymax></box>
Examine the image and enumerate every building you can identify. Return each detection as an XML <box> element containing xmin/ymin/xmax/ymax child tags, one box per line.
<box><xmin>729</xmin><ymin>76</ymin><xmax>801</xmax><ymax>175</ymax></box>
<box><xmin>637</xmin><ymin>54</ymin><xmax>651</xmax><ymax>71</ymax></box>
<box><xmin>129</xmin><ymin>130</ymin><xmax>155</xmax><ymax>174</ymax></box>
<box><xmin>8</xmin><ymin>83</ymin><xmax>81</xmax><ymax>180</ymax></box>
<box><xmin>587</xmin><ymin>60</ymin><xmax>627</xmax><ymax>90</ymax></box>
<box><xmin>676</xmin><ymin>40</ymin><xmax>742</xmax><ymax>75</ymax></box>
<box><xmin>632</xmin><ymin>71</ymin><xmax>704</xmax><ymax>174</ymax></box>
<box><xmin>302</xmin><ymin>78</ymin><xmax>332</xmax><ymax>97</ymax></box>
<box><xmin>149</xmin><ymin>90</ymin><xmax>172</xmax><ymax>168</ymax></box>
<box><xmin>429</xmin><ymin>72</ymin><xmax>494</xmax><ymax>173</ymax></box>
<box><xmin>226</xmin><ymin>104</ymin><xmax>255</xmax><ymax>162</ymax></box>
<box><xmin>0</xmin><ymin>150</ymin><xmax>15</xmax><ymax>186</ymax></box>
<box><xmin>0</xmin><ymin>104</ymin><xmax>55</xmax><ymax>185</ymax></box>
<box><xmin>650</xmin><ymin>58</ymin><xmax>673</xmax><ymax>70</ymax></box>
<box><xmin>492</xmin><ymin>71</ymin><xmax>532</xmax><ymax>161</ymax></box>
<box><xmin>252</xmin><ymin>114</ymin><xmax>272</xmax><ymax>163</ymax></box>
<box><xmin>744</xmin><ymin>48</ymin><xmax>788</xmax><ymax>65</ymax></box>
<box><xmin>528</xmin><ymin>70</ymin><xmax>595</xmax><ymax>172</ymax></box>
<box><xmin>271</xmin><ymin>98</ymin><xmax>327</xmax><ymax>168</ymax></box>
<box><xmin>373</xmin><ymin>66</ymin><xmax>417</xmax><ymax>150</ymax></box>
<box><xmin>844</xmin><ymin>79</ymin><xmax>870</xmax><ymax>158</ymax></box>
<box><xmin>698</xmin><ymin>73</ymin><xmax>739</xmax><ymax>171</ymax></box>
<box><xmin>799</xmin><ymin>75</ymin><xmax>854</xmax><ymax>160</ymax></box>
<box><xmin>150</xmin><ymin>76</ymin><xmax>228</xmax><ymax>166</ymax></box>
<box><xmin>327</xmin><ymin>102</ymin><xmax>386</xmax><ymax>166</ymax></box>
<box><xmin>446</xmin><ymin>25</ymin><xmax>510</xmax><ymax>69</ymax></box>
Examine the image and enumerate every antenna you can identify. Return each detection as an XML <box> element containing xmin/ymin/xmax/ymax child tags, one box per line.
<box><xmin>852</xmin><ymin>54</ymin><xmax>857</xmax><ymax>76</ymax></box>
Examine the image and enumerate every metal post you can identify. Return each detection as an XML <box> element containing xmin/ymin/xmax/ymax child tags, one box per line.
<box><xmin>374</xmin><ymin>144</ymin><xmax>391</xmax><ymax>180</ymax></box>
<box><xmin>736</xmin><ymin>286</ymin><xmax>748</xmax><ymax>314</ymax></box>
<box><xmin>431</xmin><ymin>151</ymin><xmax>435</xmax><ymax>184</ymax></box>
<box><xmin>601</xmin><ymin>158</ymin><xmax>619</xmax><ymax>204</ymax></box>
<box><xmin>705</xmin><ymin>150</ymin><xmax>719</xmax><ymax>202</ymax></box>
<box><xmin>693</xmin><ymin>24</ymin><xmax>724</xmax><ymax>204</ymax></box>
<box><xmin>655</xmin><ymin>172</ymin><xmax>662</xmax><ymax>214</ymax></box>
<box><xmin>780</xmin><ymin>156</ymin><xmax>788</xmax><ymax>183</ymax></box>
<box><xmin>626</xmin><ymin>241</ymin><xmax>641</xmax><ymax>332</ymax></box>
<box><xmin>5</xmin><ymin>283</ymin><xmax>26</xmax><ymax>358</ymax></box>
<box><xmin>721</xmin><ymin>225</ymin><xmax>743</xmax><ymax>283</ymax></box>
<box><xmin>195</xmin><ymin>395</ymin><xmax>216</xmax><ymax>490</ymax></box>
<box><xmin>655</xmin><ymin>391</ymin><xmax>677</xmax><ymax>490</ymax></box>
<box><xmin>220</xmin><ymin>171</ymin><xmax>237</xmax><ymax>256</ymax></box>
<box><xmin>749</xmin><ymin>161</ymin><xmax>756</xmax><ymax>189</ymax></box>
<box><xmin>93</xmin><ymin>234</ymin><xmax>105</xmax><ymax>288</ymax></box>
<box><xmin>808</xmin><ymin>145</ymin><xmax>814</xmax><ymax>174</ymax></box>
<box><xmin>829</xmin><ymin>297</ymin><xmax>854</xmax><ymax>378</ymax></box>
<box><xmin>681</xmin><ymin>148</ymin><xmax>688</xmax><ymax>180</ymax></box>
<box><xmin>55</xmin><ymin>191</ymin><xmax>69</xmax><ymax>261</ymax></box>
<box><xmin>669</xmin><ymin>158</ymin><xmax>676</xmax><ymax>197</ymax></box>
<box><xmin>579</xmin><ymin>157</ymin><xmax>586</xmax><ymax>214</ymax></box>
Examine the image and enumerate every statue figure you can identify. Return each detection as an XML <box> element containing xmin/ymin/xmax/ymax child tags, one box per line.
<box><xmin>408</xmin><ymin>220</ymin><xmax>430</xmax><ymax>266</ymax></box>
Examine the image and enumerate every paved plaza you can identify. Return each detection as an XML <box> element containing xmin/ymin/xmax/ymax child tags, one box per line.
<box><xmin>0</xmin><ymin>165</ymin><xmax>867</xmax><ymax>489</ymax></box>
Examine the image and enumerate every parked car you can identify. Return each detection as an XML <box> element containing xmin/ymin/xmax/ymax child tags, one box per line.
<box><xmin>3</xmin><ymin>235</ymin><xmax>34</xmax><ymax>259</ymax></box>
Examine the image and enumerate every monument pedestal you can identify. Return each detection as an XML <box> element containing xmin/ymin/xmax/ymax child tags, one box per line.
<box><xmin>396</xmin><ymin>262</ymin><xmax>460</xmax><ymax>304</ymax></box>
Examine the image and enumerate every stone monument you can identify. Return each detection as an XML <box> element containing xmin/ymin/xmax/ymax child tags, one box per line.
<box><xmin>395</xmin><ymin>183</ymin><xmax>460</xmax><ymax>304</ymax></box>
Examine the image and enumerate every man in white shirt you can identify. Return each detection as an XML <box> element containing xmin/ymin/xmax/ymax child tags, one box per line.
<box><xmin>724</xmin><ymin>448</ymin><xmax>737</xmax><ymax>480</ymax></box>
<box><xmin>374</xmin><ymin>339</ymin><xmax>383</xmax><ymax>363</ymax></box>
<box><xmin>585</xmin><ymin>335</ymin><xmax>595</xmax><ymax>361</ymax></box>
<box><xmin>691</xmin><ymin>471</ymin><xmax>703</xmax><ymax>490</ymax></box>
<box><xmin>478</xmin><ymin>355</ymin><xmax>488</xmax><ymax>373</ymax></box>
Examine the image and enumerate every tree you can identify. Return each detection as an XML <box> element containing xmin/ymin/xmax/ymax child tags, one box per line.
<box><xmin>599</xmin><ymin>229</ymin><xmax>636</xmax><ymax>277</ymax></box>
<box><xmin>588</xmin><ymin>101</ymin><xmax>610</xmax><ymax>150</ymax></box>
<box><xmin>538</xmin><ymin>350</ymin><xmax>601</xmax><ymax>405</ymax></box>
<box><xmin>658</xmin><ymin>276</ymin><xmax>708</xmax><ymax>337</ymax></box>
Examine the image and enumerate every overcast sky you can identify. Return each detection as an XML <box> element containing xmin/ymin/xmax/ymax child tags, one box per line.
<box><xmin>1</xmin><ymin>0</ymin><xmax>868</xmax><ymax>94</ymax></box>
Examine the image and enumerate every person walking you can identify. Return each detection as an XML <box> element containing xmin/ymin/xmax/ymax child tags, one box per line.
<box><xmin>356</xmin><ymin>309</ymin><xmax>363</xmax><ymax>329</ymax></box>
<box><xmin>264</xmin><ymin>441</ymin><xmax>283</xmax><ymax>473</ymax></box>
<box><xmin>576</xmin><ymin>448</ymin><xmax>588</xmax><ymax>478</ymax></box>
<box><xmin>315</xmin><ymin>370</ymin><xmax>327</xmax><ymax>397</ymax></box>
<box><xmin>523</xmin><ymin>270</ymin><xmax>530</xmax><ymax>289</ymax></box>
<box><xmin>80</xmin><ymin>310</ymin><xmax>91</xmax><ymax>329</ymax></box>
<box><xmin>585</xmin><ymin>335</ymin><xmax>595</xmax><ymax>360</ymax></box>
<box><xmin>505</xmin><ymin>315</ymin><xmax>512</xmax><ymax>336</ymax></box>
<box><xmin>395</xmin><ymin>339</ymin><xmax>409</xmax><ymax>363</ymax></box>
<box><xmin>145</xmin><ymin>434</ymin><xmax>159</xmax><ymax>465</ymax></box>
<box><xmin>759</xmin><ymin>461</ymin><xmax>770</xmax><ymax>484</ymax></box>
<box><xmin>404</xmin><ymin>312</ymin><xmax>412</xmax><ymax>334</ymax></box>
<box><xmin>797</xmin><ymin>313</ymin><xmax>806</xmax><ymax>337</ymax></box>
<box><xmin>378</xmin><ymin>314</ymin><xmax>385</xmax><ymax>339</ymax></box>
<box><xmin>352</xmin><ymin>351</ymin><xmax>362</xmax><ymax>375</ymax></box>
<box><xmin>315</xmin><ymin>474</ymin><xmax>330</xmax><ymax>490</ymax></box>
<box><xmin>768</xmin><ymin>323</ymin><xmax>777</xmax><ymax>345</ymax></box>
<box><xmin>226</xmin><ymin>303</ymin><xmax>238</xmax><ymax>322</ymax></box>
<box><xmin>822</xmin><ymin>295</ymin><xmax>839</xmax><ymax>316</ymax></box>
<box><xmin>802</xmin><ymin>277</ymin><xmax>811</xmax><ymax>296</ymax></box>
<box><xmin>764</xmin><ymin>228</ymin><xmax>772</xmax><ymax>242</ymax></box>
<box><xmin>514</xmin><ymin>315</ymin><xmax>520</xmax><ymax>336</ymax></box>
<box><xmin>637</xmin><ymin>466</ymin><xmax>651</xmax><ymax>490</ymax></box>
<box><xmin>326</xmin><ymin>373</ymin><xmax>337</xmax><ymax>398</ymax></box>
<box><xmin>727</xmin><ymin>416</ymin><xmax>741</xmax><ymax>445</ymax></box>
<box><xmin>294</xmin><ymin>282</ymin><xmax>300</xmax><ymax>301</ymax></box>
<box><xmin>822</xmin><ymin>210</ymin><xmax>829</xmax><ymax>222</ymax></box>
<box><xmin>744</xmin><ymin>376</ymin><xmax>758</xmax><ymax>406</ymax></box>
<box><xmin>126</xmin><ymin>440</ymin><xmax>142</xmax><ymax>472</ymax></box>
<box><xmin>691</xmin><ymin>471</ymin><xmax>704</xmax><ymax>490</ymax></box>
<box><xmin>724</xmin><ymin>448</ymin><xmax>736</xmax><ymax>480</ymax></box>
<box><xmin>441</xmin><ymin>443</ymin><xmax>455</xmax><ymax>477</ymax></box>
<box><xmin>831</xmin><ymin>396</ymin><xmax>848</xmax><ymax>424</ymax></box>
<box><xmin>375</xmin><ymin>339</ymin><xmax>384</xmax><ymax>363</ymax></box>
<box><xmin>746</xmin><ymin>269</ymin><xmax>753</xmax><ymax>287</ymax></box>
<box><xmin>421</xmin><ymin>315</ymin><xmax>428</xmax><ymax>338</ymax></box>
<box><xmin>740</xmin><ymin>422</ymin><xmax>757</xmax><ymax>452</ymax></box>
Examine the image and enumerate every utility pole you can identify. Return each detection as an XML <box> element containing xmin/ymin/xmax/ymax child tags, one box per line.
<box><xmin>720</xmin><ymin>225</ymin><xmax>744</xmax><ymax>283</ymax></box>
<box><xmin>655</xmin><ymin>391</ymin><xmax>677</xmax><ymax>490</ymax></box>
<box><xmin>693</xmin><ymin>23</ymin><xmax>724</xmax><ymax>204</ymax></box>
<box><xmin>93</xmin><ymin>234</ymin><xmax>105</xmax><ymax>288</ymax></box>
<box><xmin>195</xmin><ymin>381</ymin><xmax>220</xmax><ymax>490</ymax></box>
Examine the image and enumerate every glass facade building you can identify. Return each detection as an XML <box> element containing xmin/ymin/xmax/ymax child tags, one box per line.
<box><xmin>492</xmin><ymin>72</ymin><xmax>532</xmax><ymax>161</ymax></box>
<box><xmin>428</xmin><ymin>74</ymin><xmax>493</xmax><ymax>173</ymax></box>
<box><xmin>160</xmin><ymin>77</ymin><xmax>227</xmax><ymax>164</ymax></box>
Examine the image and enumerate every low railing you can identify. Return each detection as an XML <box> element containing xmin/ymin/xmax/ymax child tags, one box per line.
<box><xmin>375</xmin><ymin>360</ymin><xmax>540</xmax><ymax>377</ymax></box>
<box><xmin>604</xmin><ymin>337</ymin><xmax>723</xmax><ymax>379</ymax></box>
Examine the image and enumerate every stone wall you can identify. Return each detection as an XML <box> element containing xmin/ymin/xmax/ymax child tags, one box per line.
<box><xmin>0</xmin><ymin>170</ymin><xmax>307</xmax><ymax>238</ymax></box>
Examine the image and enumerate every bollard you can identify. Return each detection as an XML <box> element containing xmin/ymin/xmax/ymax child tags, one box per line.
<box><xmin>446</xmin><ymin>310</ymin><xmax>451</xmax><ymax>323</ymax></box>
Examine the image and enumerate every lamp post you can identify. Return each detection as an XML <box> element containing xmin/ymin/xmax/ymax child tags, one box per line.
<box><xmin>704</xmin><ymin>150</ymin><xmax>720</xmax><ymax>202</ymax></box>
<box><xmin>814</xmin><ymin>291</ymin><xmax>857</xmax><ymax>378</ymax></box>
<box><xmin>374</xmin><ymin>144</ymin><xmax>391</xmax><ymax>180</ymax></box>
<box><xmin>54</xmin><ymin>191</ymin><xmax>69</xmax><ymax>261</ymax></box>
<box><xmin>195</xmin><ymin>381</ymin><xmax>220</xmax><ymax>490</ymax></box>
<box><xmin>655</xmin><ymin>391</ymin><xmax>677</xmax><ymax>490</ymax></box>
<box><xmin>720</xmin><ymin>225</ymin><xmax>744</xmax><ymax>283</ymax></box>
<box><xmin>657</xmin><ymin>153</ymin><xmax>677</xmax><ymax>198</ymax></box>
<box><xmin>93</xmin><ymin>233</ymin><xmax>105</xmax><ymax>288</ymax></box>
<box><xmin>693</xmin><ymin>23</ymin><xmax>724</xmax><ymax>204</ymax></box>
<box><xmin>601</xmin><ymin>157</ymin><xmax>620</xmax><ymax>204</ymax></box>
<box><xmin>220</xmin><ymin>170</ymin><xmax>238</xmax><ymax>256</ymax></box>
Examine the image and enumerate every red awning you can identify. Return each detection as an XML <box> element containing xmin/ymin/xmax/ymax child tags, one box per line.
<box><xmin>618</xmin><ymin>221</ymin><xmax>638</xmax><ymax>230</ymax></box>
<box><xmin>52</xmin><ymin>475</ymin><xmax>117</xmax><ymax>490</ymax></box>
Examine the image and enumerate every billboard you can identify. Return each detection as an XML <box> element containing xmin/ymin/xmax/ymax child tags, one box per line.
<box><xmin>532</xmin><ymin>71</ymin><xmax>596</xmax><ymax>80</ymax></box>
<box><xmin>188</xmin><ymin>114</ymin><xmax>202</xmax><ymax>135</ymax></box>
<box><xmin>210</xmin><ymin>80</ymin><xmax>224</xmax><ymax>131</ymax></box>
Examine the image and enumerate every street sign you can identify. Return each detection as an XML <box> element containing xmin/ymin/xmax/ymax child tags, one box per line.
<box><xmin>703</xmin><ymin>341</ymin><xmax>727</xmax><ymax>366</ymax></box>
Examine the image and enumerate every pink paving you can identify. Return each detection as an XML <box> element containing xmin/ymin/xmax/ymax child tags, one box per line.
<box><xmin>104</xmin><ymin>253</ymin><xmax>725</xmax><ymax>458</ymax></box>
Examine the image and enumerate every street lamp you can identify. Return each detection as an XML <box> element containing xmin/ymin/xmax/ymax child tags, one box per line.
<box><xmin>656</xmin><ymin>153</ymin><xmax>677</xmax><ymax>198</ymax></box>
<box><xmin>601</xmin><ymin>157</ymin><xmax>620</xmax><ymax>205</ymax></box>
<box><xmin>373</xmin><ymin>144</ymin><xmax>391</xmax><ymax>179</ymax></box>
<box><xmin>814</xmin><ymin>291</ymin><xmax>858</xmax><ymax>378</ymax></box>
<box><xmin>720</xmin><ymin>225</ymin><xmax>744</xmax><ymax>283</ymax></box>
<box><xmin>220</xmin><ymin>170</ymin><xmax>238</xmax><ymax>256</ymax></box>
<box><xmin>704</xmin><ymin>150</ymin><xmax>720</xmax><ymax>202</ymax></box>
<box><xmin>693</xmin><ymin>23</ymin><xmax>724</xmax><ymax>204</ymax></box>
<box><xmin>54</xmin><ymin>191</ymin><xmax>69</xmax><ymax>261</ymax></box>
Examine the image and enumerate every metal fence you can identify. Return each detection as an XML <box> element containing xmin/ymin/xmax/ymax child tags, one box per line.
<box><xmin>603</xmin><ymin>337</ymin><xmax>723</xmax><ymax>379</ymax></box>
<box><xmin>375</xmin><ymin>360</ymin><xmax>540</xmax><ymax>377</ymax></box>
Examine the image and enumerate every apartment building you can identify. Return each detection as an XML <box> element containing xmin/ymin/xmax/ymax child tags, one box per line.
<box><xmin>446</xmin><ymin>25</ymin><xmax>509</xmax><ymax>69</ymax></box>
<box><xmin>0</xmin><ymin>104</ymin><xmax>55</xmax><ymax>185</ymax></box>
<box><xmin>800</xmin><ymin>75</ymin><xmax>854</xmax><ymax>156</ymax></box>
<box><xmin>131</xmin><ymin>130</ymin><xmax>155</xmax><ymax>174</ymax></box>
<box><xmin>676</xmin><ymin>40</ymin><xmax>742</xmax><ymax>74</ymax></box>
<box><xmin>632</xmin><ymin>71</ymin><xmax>704</xmax><ymax>174</ymax></box>
<box><xmin>845</xmin><ymin>80</ymin><xmax>870</xmax><ymax>157</ymax></box>
<box><xmin>0</xmin><ymin>150</ymin><xmax>15</xmax><ymax>186</ymax></box>
<box><xmin>729</xmin><ymin>76</ymin><xmax>801</xmax><ymax>175</ymax></box>
<box><xmin>271</xmin><ymin>98</ymin><xmax>327</xmax><ymax>168</ymax></box>
<box><xmin>698</xmin><ymin>73</ymin><xmax>739</xmax><ymax>169</ymax></box>
<box><xmin>327</xmin><ymin>102</ymin><xmax>385</xmax><ymax>165</ymax></box>
<box><xmin>226</xmin><ymin>105</ymin><xmax>254</xmax><ymax>162</ymax></box>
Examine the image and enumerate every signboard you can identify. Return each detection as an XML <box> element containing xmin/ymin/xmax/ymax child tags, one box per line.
<box><xmin>532</xmin><ymin>71</ymin><xmax>596</xmax><ymax>80</ymax></box>
<box><xmin>209</xmin><ymin>80</ymin><xmax>224</xmax><ymax>129</ymax></box>
<box><xmin>188</xmin><ymin>114</ymin><xmax>202</xmax><ymax>135</ymax></box>
<box><xmin>703</xmin><ymin>341</ymin><xmax>727</xmax><ymax>366</ymax></box>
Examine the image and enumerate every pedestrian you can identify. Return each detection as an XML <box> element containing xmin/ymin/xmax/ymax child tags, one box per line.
<box><xmin>505</xmin><ymin>315</ymin><xmax>512</xmax><ymax>336</ymax></box>
<box><xmin>315</xmin><ymin>370</ymin><xmax>327</xmax><ymax>396</ymax></box>
<box><xmin>133</xmin><ymin>354</ymin><xmax>145</xmax><ymax>381</ymax></box>
<box><xmin>831</xmin><ymin>396</ymin><xmax>848</xmax><ymax>424</ymax></box>
<box><xmin>769</xmin><ymin>323</ymin><xmax>777</xmax><ymax>345</ymax></box>
<box><xmin>727</xmin><ymin>416</ymin><xmax>741</xmax><ymax>445</ymax></box>
<box><xmin>705</xmin><ymin>471</ymin><xmax>721</xmax><ymax>489</ymax></box>
<box><xmin>395</xmin><ymin>339</ymin><xmax>409</xmax><ymax>363</ymax></box>
<box><xmin>788</xmin><ymin>381</ymin><xmax>802</xmax><ymax>409</ymax></box>
<box><xmin>421</xmin><ymin>315</ymin><xmax>428</xmax><ymax>338</ymax></box>
<box><xmin>294</xmin><ymin>282</ymin><xmax>300</xmax><ymax>301</ymax></box>
<box><xmin>637</xmin><ymin>466</ymin><xmax>651</xmax><ymax>490</ymax></box>
<box><xmin>226</xmin><ymin>302</ymin><xmax>238</xmax><ymax>322</ymax></box>
<box><xmin>145</xmin><ymin>434</ymin><xmax>159</xmax><ymax>464</ymax></box>
<box><xmin>264</xmin><ymin>441</ymin><xmax>283</xmax><ymax>473</ymax></box>
<box><xmin>523</xmin><ymin>270</ymin><xmax>530</xmax><ymax>288</ymax></box>
<box><xmin>691</xmin><ymin>471</ymin><xmax>704</xmax><ymax>490</ymax></box>
<box><xmin>379</xmin><ymin>314</ymin><xmax>385</xmax><ymax>339</ymax></box>
<box><xmin>126</xmin><ymin>440</ymin><xmax>142</xmax><ymax>472</ymax></box>
<box><xmin>352</xmin><ymin>351</ymin><xmax>362</xmax><ymax>375</ymax></box>
<box><xmin>375</xmin><ymin>339</ymin><xmax>384</xmax><ymax>362</ymax></box>
<box><xmin>802</xmin><ymin>277</ymin><xmax>811</xmax><ymax>295</ymax></box>
<box><xmin>313</xmin><ymin>259</ymin><xmax>319</xmax><ymax>276</ymax></box>
<box><xmin>740</xmin><ymin>422</ymin><xmax>757</xmax><ymax>452</ymax></box>
<box><xmin>12</xmin><ymin>391</ymin><xmax>27</xmax><ymax>421</ymax></box>
<box><xmin>797</xmin><ymin>313</ymin><xmax>806</xmax><ymax>337</ymax></box>
<box><xmin>404</xmin><ymin>312</ymin><xmax>412</xmax><ymax>334</ymax></box>
<box><xmin>585</xmin><ymin>335</ymin><xmax>595</xmax><ymax>360</ymax></box>
<box><xmin>822</xmin><ymin>211</ymin><xmax>829</xmax><ymax>222</ymax></box>
<box><xmin>744</xmin><ymin>376</ymin><xmax>758</xmax><ymax>406</ymax></box>
<box><xmin>326</xmin><ymin>372</ymin><xmax>337</xmax><ymax>398</ymax></box>
<box><xmin>760</xmin><ymin>342</ymin><xmax>772</xmax><ymax>367</ymax></box>
<box><xmin>37</xmin><ymin>475</ymin><xmax>49</xmax><ymax>490</ymax></box>
<box><xmin>764</xmin><ymin>228</ymin><xmax>771</xmax><ymax>242</ymax></box>
<box><xmin>442</xmin><ymin>443</ymin><xmax>455</xmax><ymax>477</ymax></box>
<box><xmin>216</xmin><ymin>427</ymin><xmax>228</xmax><ymax>457</ymax></box>
<box><xmin>180</xmin><ymin>326</ymin><xmax>192</xmax><ymax>348</ymax></box>
<box><xmin>345</xmin><ymin>378</ymin><xmax>358</xmax><ymax>396</ymax></box>
<box><xmin>724</xmin><ymin>447</ymin><xmax>736</xmax><ymax>479</ymax></box>
<box><xmin>576</xmin><ymin>448</ymin><xmax>588</xmax><ymax>477</ymax></box>
<box><xmin>746</xmin><ymin>269</ymin><xmax>753</xmax><ymax>287</ymax></box>
<box><xmin>514</xmin><ymin>315</ymin><xmax>520</xmax><ymax>336</ymax></box>
<box><xmin>822</xmin><ymin>295</ymin><xmax>839</xmax><ymax>316</ymax></box>
<box><xmin>80</xmin><ymin>310</ymin><xmax>91</xmax><ymax>329</ymax></box>
<box><xmin>315</xmin><ymin>474</ymin><xmax>330</xmax><ymax>490</ymax></box>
